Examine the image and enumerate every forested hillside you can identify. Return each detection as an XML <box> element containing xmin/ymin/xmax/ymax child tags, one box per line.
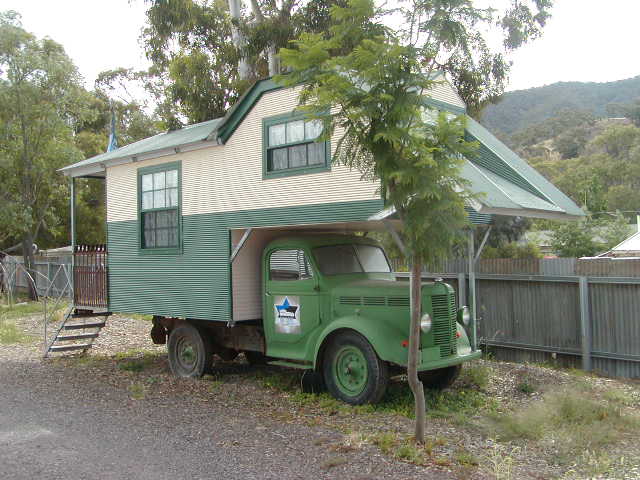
<box><xmin>481</xmin><ymin>76</ymin><xmax>640</xmax><ymax>135</ymax></box>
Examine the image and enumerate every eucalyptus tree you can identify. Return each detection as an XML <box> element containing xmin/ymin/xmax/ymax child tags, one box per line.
<box><xmin>278</xmin><ymin>0</ymin><xmax>552</xmax><ymax>442</ymax></box>
<box><xmin>0</xmin><ymin>11</ymin><xmax>90</xmax><ymax>297</ymax></box>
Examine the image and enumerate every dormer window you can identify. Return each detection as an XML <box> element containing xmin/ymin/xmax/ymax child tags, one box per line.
<box><xmin>262</xmin><ymin>113</ymin><xmax>330</xmax><ymax>178</ymax></box>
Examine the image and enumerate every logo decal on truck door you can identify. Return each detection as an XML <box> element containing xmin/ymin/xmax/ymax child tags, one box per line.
<box><xmin>274</xmin><ymin>296</ymin><xmax>301</xmax><ymax>334</ymax></box>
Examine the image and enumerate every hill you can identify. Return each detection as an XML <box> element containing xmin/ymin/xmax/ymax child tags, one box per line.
<box><xmin>481</xmin><ymin>76</ymin><xmax>640</xmax><ymax>135</ymax></box>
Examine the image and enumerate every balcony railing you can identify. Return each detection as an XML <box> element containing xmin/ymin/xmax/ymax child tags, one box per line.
<box><xmin>73</xmin><ymin>244</ymin><xmax>108</xmax><ymax>308</ymax></box>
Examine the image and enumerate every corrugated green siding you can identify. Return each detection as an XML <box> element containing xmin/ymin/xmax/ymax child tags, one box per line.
<box><xmin>107</xmin><ymin>199</ymin><xmax>384</xmax><ymax>320</ymax></box>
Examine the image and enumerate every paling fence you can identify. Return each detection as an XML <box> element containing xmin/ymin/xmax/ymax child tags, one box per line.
<box><xmin>404</xmin><ymin>256</ymin><xmax>640</xmax><ymax>379</ymax></box>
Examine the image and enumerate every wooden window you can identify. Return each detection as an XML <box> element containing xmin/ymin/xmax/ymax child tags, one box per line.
<box><xmin>138</xmin><ymin>162</ymin><xmax>181</xmax><ymax>254</ymax></box>
<box><xmin>262</xmin><ymin>113</ymin><xmax>330</xmax><ymax>178</ymax></box>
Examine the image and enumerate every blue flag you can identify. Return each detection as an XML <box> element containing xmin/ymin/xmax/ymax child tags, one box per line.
<box><xmin>107</xmin><ymin>108</ymin><xmax>118</xmax><ymax>152</ymax></box>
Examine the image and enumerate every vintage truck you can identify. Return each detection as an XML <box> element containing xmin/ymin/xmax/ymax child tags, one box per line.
<box><xmin>57</xmin><ymin>76</ymin><xmax>582</xmax><ymax>404</ymax></box>
<box><xmin>151</xmin><ymin>234</ymin><xmax>477</xmax><ymax>404</ymax></box>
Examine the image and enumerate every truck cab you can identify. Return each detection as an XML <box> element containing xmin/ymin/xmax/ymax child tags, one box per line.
<box><xmin>160</xmin><ymin>233</ymin><xmax>480</xmax><ymax>405</ymax></box>
<box><xmin>260</xmin><ymin>235</ymin><xmax>479</xmax><ymax>403</ymax></box>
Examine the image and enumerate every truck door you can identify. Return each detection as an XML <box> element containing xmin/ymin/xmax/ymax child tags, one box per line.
<box><xmin>264</xmin><ymin>248</ymin><xmax>320</xmax><ymax>359</ymax></box>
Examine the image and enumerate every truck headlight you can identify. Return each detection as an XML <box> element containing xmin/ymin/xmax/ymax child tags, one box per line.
<box><xmin>420</xmin><ymin>313</ymin><xmax>432</xmax><ymax>333</ymax></box>
<box><xmin>458</xmin><ymin>306</ymin><xmax>471</xmax><ymax>326</ymax></box>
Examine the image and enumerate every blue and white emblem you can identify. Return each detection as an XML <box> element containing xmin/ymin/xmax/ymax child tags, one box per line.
<box><xmin>274</xmin><ymin>296</ymin><xmax>301</xmax><ymax>334</ymax></box>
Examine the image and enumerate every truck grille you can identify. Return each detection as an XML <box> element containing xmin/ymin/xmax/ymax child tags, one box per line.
<box><xmin>339</xmin><ymin>296</ymin><xmax>409</xmax><ymax>306</ymax></box>
<box><xmin>431</xmin><ymin>293</ymin><xmax>457</xmax><ymax>358</ymax></box>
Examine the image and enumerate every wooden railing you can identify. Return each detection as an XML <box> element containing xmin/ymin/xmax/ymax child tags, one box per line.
<box><xmin>73</xmin><ymin>244</ymin><xmax>108</xmax><ymax>308</ymax></box>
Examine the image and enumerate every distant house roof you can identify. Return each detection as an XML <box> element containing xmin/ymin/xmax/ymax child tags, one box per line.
<box><xmin>598</xmin><ymin>230</ymin><xmax>640</xmax><ymax>257</ymax></box>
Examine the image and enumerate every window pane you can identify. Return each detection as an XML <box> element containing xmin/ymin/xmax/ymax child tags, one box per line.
<box><xmin>314</xmin><ymin>245</ymin><xmax>363</xmax><ymax>275</ymax></box>
<box><xmin>355</xmin><ymin>245</ymin><xmax>391</xmax><ymax>273</ymax></box>
<box><xmin>286</xmin><ymin>120</ymin><xmax>305</xmax><ymax>143</ymax></box>
<box><xmin>167</xmin><ymin>228</ymin><xmax>178</xmax><ymax>247</ymax></box>
<box><xmin>153</xmin><ymin>171</ymin><xmax>165</xmax><ymax>190</ymax></box>
<box><xmin>156</xmin><ymin>210</ymin><xmax>169</xmax><ymax>228</ymax></box>
<box><xmin>144</xmin><ymin>229</ymin><xmax>155</xmax><ymax>248</ymax></box>
<box><xmin>167</xmin><ymin>209</ymin><xmax>178</xmax><ymax>227</ymax></box>
<box><xmin>166</xmin><ymin>169</ymin><xmax>178</xmax><ymax>188</ymax></box>
<box><xmin>156</xmin><ymin>228</ymin><xmax>169</xmax><ymax>247</ymax></box>
<box><xmin>144</xmin><ymin>211</ymin><xmax>156</xmax><ymax>229</ymax></box>
<box><xmin>270</xmin><ymin>249</ymin><xmax>312</xmax><ymax>281</ymax></box>
<box><xmin>167</xmin><ymin>188</ymin><xmax>178</xmax><ymax>207</ymax></box>
<box><xmin>153</xmin><ymin>189</ymin><xmax>166</xmax><ymax>208</ymax></box>
<box><xmin>269</xmin><ymin>123</ymin><xmax>286</xmax><ymax>146</ymax></box>
<box><xmin>305</xmin><ymin>119</ymin><xmax>323</xmax><ymax>140</ymax></box>
<box><xmin>270</xmin><ymin>148</ymin><xmax>288</xmax><ymax>170</ymax></box>
<box><xmin>289</xmin><ymin>145</ymin><xmax>307</xmax><ymax>168</ymax></box>
<box><xmin>307</xmin><ymin>142</ymin><xmax>325</xmax><ymax>165</ymax></box>
<box><xmin>142</xmin><ymin>174</ymin><xmax>153</xmax><ymax>192</ymax></box>
<box><xmin>142</xmin><ymin>191</ymin><xmax>153</xmax><ymax>210</ymax></box>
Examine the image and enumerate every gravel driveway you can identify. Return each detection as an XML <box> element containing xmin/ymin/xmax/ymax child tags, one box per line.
<box><xmin>0</xmin><ymin>315</ymin><xmax>452</xmax><ymax>480</ymax></box>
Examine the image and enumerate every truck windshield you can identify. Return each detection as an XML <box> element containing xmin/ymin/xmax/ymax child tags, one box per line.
<box><xmin>313</xmin><ymin>244</ymin><xmax>391</xmax><ymax>275</ymax></box>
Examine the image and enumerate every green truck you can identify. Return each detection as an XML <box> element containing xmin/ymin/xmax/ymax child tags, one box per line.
<box><xmin>151</xmin><ymin>234</ymin><xmax>479</xmax><ymax>404</ymax></box>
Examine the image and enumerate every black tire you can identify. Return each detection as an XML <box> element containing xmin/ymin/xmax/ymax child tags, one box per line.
<box><xmin>167</xmin><ymin>323</ymin><xmax>213</xmax><ymax>378</ymax></box>
<box><xmin>244</xmin><ymin>350</ymin><xmax>268</xmax><ymax>365</ymax></box>
<box><xmin>322</xmin><ymin>331</ymin><xmax>389</xmax><ymax>405</ymax></box>
<box><xmin>418</xmin><ymin>365</ymin><xmax>461</xmax><ymax>390</ymax></box>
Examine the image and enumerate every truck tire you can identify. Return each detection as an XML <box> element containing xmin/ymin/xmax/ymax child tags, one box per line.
<box><xmin>418</xmin><ymin>365</ymin><xmax>461</xmax><ymax>390</ymax></box>
<box><xmin>322</xmin><ymin>331</ymin><xmax>389</xmax><ymax>405</ymax></box>
<box><xmin>168</xmin><ymin>323</ymin><xmax>213</xmax><ymax>378</ymax></box>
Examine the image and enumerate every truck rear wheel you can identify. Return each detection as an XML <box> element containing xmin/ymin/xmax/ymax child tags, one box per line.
<box><xmin>168</xmin><ymin>323</ymin><xmax>213</xmax><ymax>378</ymax></box>
<box><xmin>418</xmin><ymin>365</ymin><xmax>461</xmax><ymax>390</ymax></box>
<box><xmin>322</xmin><ymin>331</ymin><xmax>389</xmax><ymax>405</ymax></box>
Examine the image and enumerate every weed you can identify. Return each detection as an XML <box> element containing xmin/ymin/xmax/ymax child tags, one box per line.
<box><xmin>207</xmin><ymin>380</ymin><xmax>223</xmax><ymax>392</ymax></box>
<box><xmin>516</xmin><ymin>379</ymin><xmax>537</xmax><ymax>394</ymax></box>
<box><xmin>0</xmin><ymin>320</ymin><xmax>29</xmax><ymax>344</ymax></box>
<box><xmin>370</xmin><ymin>432</ymin><xmax>397</xmax><ymax>454</ymax></box>
<box><xmin>433</xmin><ymin>457</ymin><xmax>451</xmax><ymax>467</ymax></box>
<box><xmin>116</xmin><ymin>351</ymin><xmax>158</xmax><ymax>372</ymax></box>
<box><xmin>458</xmin><ymin>364</ymin><xmax>490</xmax><ymax>390</ymax></box>
<box><xmin>321</xmin><ymin>456</ymin><xmax>347</xmax><ymax>469</ymax></box>
<box><xmin>395</xmin><ymin>443</ymin><xmax>422</xmax><ymax>463</ymax></box>
<box><xmin>454</xmin><ymin>448</ymin><xmax>479</xmax><ymax>466</ymax></box>
<box><xmin>260</xmin><ymin>371</ymin><xmax>299</xmax><ymax>391</ymax></box>
<box><xmin>128</xmin><ymin>382</ymin><xmax>146</xmax><ymax>400</ymax></box>
<box><xmin>487</xmin><ymin>442</ymin><xmax>518</xmax><ymax>480</ymax></box>
<box><xmin>603</xmin><ymin>388</ymin><xmax>633</xmax><ymax>406</ymax></box>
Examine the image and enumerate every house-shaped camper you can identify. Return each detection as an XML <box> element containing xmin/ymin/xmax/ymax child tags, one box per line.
<box><xmin>60</xmin><ymin>76</ymin><xmax>583</xmax><ymax>328</ymax></box>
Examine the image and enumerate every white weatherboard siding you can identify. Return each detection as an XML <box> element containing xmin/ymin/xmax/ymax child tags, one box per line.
<box><xmin>106</xmin><ymin>87</ymin><xmax>380</xmax><ymax>223</ymax></box>
<box><xmin>428</xmin><ymin>80</ymin><xmax>466</xmax><ymax>109</ymax></box>
<box><xmin>106</xmin><ymin>79</ymin><xmax>466</xmax><ymax>223</ymax></box>
<box><xmin>231</xmin><ymin>228</ymin><xmax>284</xmax><ymax>320</ymax></box>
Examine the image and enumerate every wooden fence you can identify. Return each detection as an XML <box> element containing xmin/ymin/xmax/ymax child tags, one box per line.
<box><xmin>409</xmin><ymin>257</ymin><xmax>640</xmax><ymax>379</ymax></box>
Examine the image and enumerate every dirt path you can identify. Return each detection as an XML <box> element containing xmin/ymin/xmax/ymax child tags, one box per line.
<box><xmin>0</xmin><ymin>315</ymin><xmax>451</xmax><ymax>480</ymax></box>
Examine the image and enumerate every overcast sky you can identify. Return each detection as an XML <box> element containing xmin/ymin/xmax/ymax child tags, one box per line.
<box><xmin>2</xmin><ymin>0</ymin><xmax>639</xmax><ymax>92</ymax></box>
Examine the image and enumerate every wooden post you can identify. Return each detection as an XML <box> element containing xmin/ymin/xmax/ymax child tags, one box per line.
<box><xmin>467</xmin><ymin>230</ymin><xmax>477</xmax><ymax>351</ymax></box>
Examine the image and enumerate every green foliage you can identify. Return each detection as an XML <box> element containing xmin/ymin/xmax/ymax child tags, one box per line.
<box><xmin>549</xmin><ymin>213</ymin><xmax>630</xmax><ymax>258</ymax></box>
<box><xmin>482</xmin><ymin>242</ymin><xmax>542</xmax><ymax>259</ymax></box>
<box><xmin>0</xmin><ymin>11</ymin><xmax>89</xmax><ymax>255</ymax></box>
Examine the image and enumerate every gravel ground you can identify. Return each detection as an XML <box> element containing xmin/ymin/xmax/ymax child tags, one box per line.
<box><xmin>2</xmin><ymin>310</ymin><xmax>640</xmax><ymax>480</ymax></box>
<box><xmin>1</xmin><ymin>313</ymin><xmax>453</xmax><ymax>480</ymax></box>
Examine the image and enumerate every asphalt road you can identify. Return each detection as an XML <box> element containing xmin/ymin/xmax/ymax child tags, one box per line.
<box><xmin>0</xmin><ymin>355</ymin><xmax>450</xmax><ymax>480</ymax></box>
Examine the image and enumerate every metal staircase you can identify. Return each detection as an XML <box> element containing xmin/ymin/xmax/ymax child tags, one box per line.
<box><xmin>45</xmin><ymin>307</ymin><xmax>112</xmax><ymax>356</ymax></box>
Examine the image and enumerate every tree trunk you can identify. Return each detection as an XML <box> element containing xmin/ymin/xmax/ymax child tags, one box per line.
<box><xmin>228</xmin><ymin>0</ymin><xmax>251</xmax><ymax>80</ymax></box>
<box><xmin>408</xmin><ymin>258</ymin><xmax>426</xmax><ymax>443</ymax></box>
<box><xmin>267</xmin><ymin>45</ymin><xmax>279</xmax><ymax>76</ymax></box>
<box><xmin>22</xmin><ymin>236</ymin><xmax>38</xmax><ymax>301</ymax></box>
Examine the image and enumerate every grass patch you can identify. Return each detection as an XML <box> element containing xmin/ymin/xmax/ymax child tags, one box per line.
<box><xmin>116</xmin><ymin>350</ymin><xmax>161</xmax><ymax>373</ymax></box>
<box><xmin>0</xmin><ymin>319</ymin><xmax>30</xmax><ymax>344</ymax></box>
<box><xmin>516</xmin><ymin>376</ymin><xmax>538</xmax><ymax>394</ymax></box>
<box><xmin>128</xmin><ymin>382</ymin><xmax>146</xmax><ymax>400</ymax></box>
<box><xmin>454</xmin><ymin>448</ymin><xmax>479</xmax><ymax>466</ymax></box>
<box><xmin>457</xmin><ymin>364</ymin><xmax>490</xmax><ymax>390</ymax></box>
<box><xmin>487</xmin><ymin>387</ymin><xmax>640</xmax><ymax>465</ymax></box>
<box><xmin>0</xmin><ymin>301</ymin><xmax>44</xmax><ymax>320</ymax></box>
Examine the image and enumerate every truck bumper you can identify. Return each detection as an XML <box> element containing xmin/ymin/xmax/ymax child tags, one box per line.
<box><xmin>417</xmin><ymin>348</ymin><xmax>482</xmax><ymax>372</ymax></box>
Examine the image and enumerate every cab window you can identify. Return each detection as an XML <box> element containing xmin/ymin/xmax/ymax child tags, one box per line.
<box><xmin>269</xmin><ymin>249</ymin><xmax>314</xmax><ymax>281</ymax></box>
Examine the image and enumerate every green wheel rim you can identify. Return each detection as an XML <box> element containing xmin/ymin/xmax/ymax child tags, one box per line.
<box><xmin>333</xmin><ymin>345</ymin><xmax>368</xmax><ymax>397</ymax></box>
<box><xmin>177</xmin><ymin>337</ymin><xmax>197</xmax><ymax>370</ymax></box>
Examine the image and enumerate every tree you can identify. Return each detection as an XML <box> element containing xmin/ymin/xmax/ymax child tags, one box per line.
<box><xmin>141</xmin><ymin>0</ymin><xmax>348</xmax><ymax>124</ymax></box>
<box><xmin>549</xmin><ymin>213</ymin><xmax>630</xmax><ymax>257</ymax></box>
<box><xmin>279</xmin><ymin>0</ymin><xmax>552</xmax><ymax>443</ymax></box>
<box><xmin>0</xmin><ymin>11</ymin><xmax>90</xmax><ymax>297</ymax></box>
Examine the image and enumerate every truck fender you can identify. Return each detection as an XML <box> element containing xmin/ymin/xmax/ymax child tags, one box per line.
<box><xmin>311</xmin><ymin>316</ymin><xmax>407</xmax><ymax>369</ymax></box>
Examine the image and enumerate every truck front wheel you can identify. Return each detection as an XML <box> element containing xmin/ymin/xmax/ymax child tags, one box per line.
<box><xmin>168</xmin><ymin>323</ymin><xmax>213</xmax><ymax>377</ymax></box>
<box><xmin>322</xmin><ymin>331</ymin><xmax>389</xmax><ymax>405</ymax></box>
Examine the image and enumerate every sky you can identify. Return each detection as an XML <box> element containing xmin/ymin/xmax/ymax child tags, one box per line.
<box><xmin>2</xmin><ymin>0</ymin><xmax>640</xmax><ymax>92</ymax></box>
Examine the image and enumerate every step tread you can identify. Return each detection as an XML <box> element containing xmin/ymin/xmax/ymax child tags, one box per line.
<box><xmin>63</xmin><ymin>322</ymin><xmax>106</xmax><ymax>330</ymax></box>
<box><xmin>56</xmin><ymin>333</ymin><xmax>99</xmax><ymax>341</ymax></box>
<box><xmin>49</xmin><ymin>344</ymin><xmax>92</xmax><ymax>353</ymax></box>
<box><xmin>71</xmin><ymin>311</ymin><xmax>112</xmax><ymax>318</ymax></box>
